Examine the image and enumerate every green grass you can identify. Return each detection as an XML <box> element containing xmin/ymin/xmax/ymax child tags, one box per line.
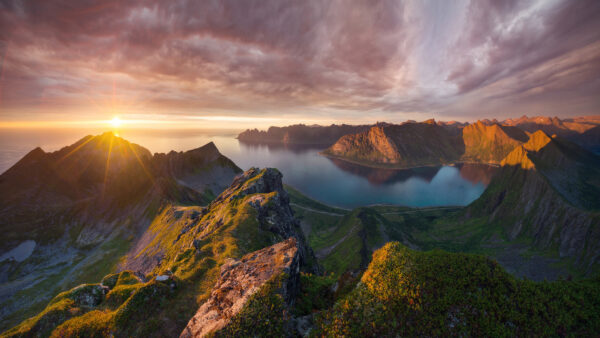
<box><xmin>2</xmin><ymin>168</ymin><xmax>304</xmax><ymax>337</ymax></box>
<box><xmin>314</xmin><ymin>242</ymin><xmax>600</xmax><ymax>336</ymax></box>
<box><xmin>285</xmin><ymin>184</ymin><xmax>349</xmax><ymax>214</ymax></box>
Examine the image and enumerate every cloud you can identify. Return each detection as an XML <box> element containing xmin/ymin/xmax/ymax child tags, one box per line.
<box><xmin>0</xmin><ymin>0</ymin><xmax>598</xmax><ymax>124</ymax></box>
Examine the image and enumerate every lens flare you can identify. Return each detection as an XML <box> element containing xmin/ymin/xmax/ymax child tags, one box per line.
<box><xmin>110</xmin><ymin>117</ymin><xmax>122</xmax><ymax>128</ymax></box>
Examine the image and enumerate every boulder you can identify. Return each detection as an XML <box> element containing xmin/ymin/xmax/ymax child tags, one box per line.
<box><xmin>180</xmin><ymin>238</ymin><xmax>301</xmax><ymax>337</ymax></box>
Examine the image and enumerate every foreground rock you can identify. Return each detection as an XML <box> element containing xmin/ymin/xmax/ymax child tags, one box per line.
<box><xmin>180</xmin><ymin>238</ymin><xmax>300</xmax><ymax>337</ymax></box>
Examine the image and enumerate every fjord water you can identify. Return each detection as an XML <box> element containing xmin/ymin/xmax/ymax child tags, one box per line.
<box><xmin>0</xmin><ymin>128</ymin><xmax>496</xmax><ymax>208</ymax></box>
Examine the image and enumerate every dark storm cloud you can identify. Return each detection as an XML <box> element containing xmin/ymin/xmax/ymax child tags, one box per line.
<box><xmin>0</xmin><ymin>0</ymin><xmax>599</xmax><ymax>122</ymax></box>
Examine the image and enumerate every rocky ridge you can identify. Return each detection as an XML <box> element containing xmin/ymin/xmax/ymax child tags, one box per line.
<box><xmin>461</xmin><ymin>121</ymin><xmax>529</xmax><ymax>163</ymax></box>
<box><xmin>322</xmin><ymin>121</ymin><xmax>464</xmax><ymax>168</ymax></box>
<box><xmin>468</xmin><ymin>130</ymin><xmax>600</xmax><ymax>271</ymax></box>
<box><xmin>0</xmin><ymin>132</ymin><xmax>241</xmax><ymax>330</ymax></box>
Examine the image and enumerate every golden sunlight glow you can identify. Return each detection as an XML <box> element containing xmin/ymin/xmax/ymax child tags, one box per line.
<box><xmin>110</xmin><ymin>117</ymin><xmax>122</xmax><ymax>128</ymax></box>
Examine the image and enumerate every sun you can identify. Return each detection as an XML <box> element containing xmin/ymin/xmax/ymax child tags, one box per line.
<box><xmin>110</xmin><ymin>117</ymin><xmax>122</xmax><ymax>128</ymax></box>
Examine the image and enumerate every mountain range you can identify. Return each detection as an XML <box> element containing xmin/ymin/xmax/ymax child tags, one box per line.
<box><xmin>239</xmin><ymin>116</ymin><xmax>600</xmax><ymax>168</ymax></box>
<box><xmin>1</xmin><ymin>121</ymin><xmax>599</xmax><ymax>336</ymax></box>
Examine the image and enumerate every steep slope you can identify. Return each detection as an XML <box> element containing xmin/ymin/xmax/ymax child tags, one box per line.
<box><xmin>152</xmin><ymin>142</ymin><xmax>241</xmax><ymax>199</ymax></box>
<box><xmin>315</xmin><ymin>242</ymin><xmax>600</xmax><ymax>336</ymax></box>
<box><xmin>468</xmin><ymin>131</ymin><xmax>600</xmax><ymax>271</ymax></box>
<box><xmin>570</xmin><ymin>125</ymin><xmax>600</xmax><ymax>153</ymax></box>
<box><xmin>323</xmin><ymin>121</ymin><xmax>464</xmax><ymax>168</ymax></box>
<box><xmin>2</xmin><ymin>167</ymin><xmax>315</xmax><ymax>337</ymax></box>
<box><xmin>461</xmin><ymin>121</ymin><xmax>528</xmax><ymax>163</ymax></box>
<box><xmin>0</xmin><ymin>132</ymin><xmax>241</xmax><ymax>331</ymax></box>
<box><xmin>311</xmin><ymin>207</ymin><xmax>416</xmax><ymax>275</ymax></box>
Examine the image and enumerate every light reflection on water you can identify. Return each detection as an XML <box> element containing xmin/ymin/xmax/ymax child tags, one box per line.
<box><xmin>0</xmin><ymin>128</ymin><xmax>497</xmax><ymax>208</ymax></box>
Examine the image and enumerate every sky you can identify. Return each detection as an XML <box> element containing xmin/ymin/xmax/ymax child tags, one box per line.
<box><xmin>0</xmin><ymin>0</ymin><xmax>599</xmax><ymax>129</ymax></box>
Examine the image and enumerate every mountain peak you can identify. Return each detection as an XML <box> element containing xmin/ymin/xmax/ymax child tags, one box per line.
<box><xmin>500</xmin><ymin>130</ymin><xmax>553</xmax><ymax>169</ymax></box>
<box><xmin>500</xmin><ymin>145</ymin><xmax>535</xmax><ymax>169</ymax></box>
<box><xmin>523</xmin><ymin>130</ymin><xmax>552</xmax><ymax>152</ymax></box>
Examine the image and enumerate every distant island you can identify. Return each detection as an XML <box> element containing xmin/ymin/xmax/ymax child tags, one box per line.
<box><xmin>237</xmin><ymin>124</ymin><xmax>370</xmax><ymax>145</ymax></box>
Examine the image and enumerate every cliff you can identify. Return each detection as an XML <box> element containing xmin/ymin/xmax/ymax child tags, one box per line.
<box><xmin>461</xmin><ymin>121</ymin><xmax>529</xmax><ymax>163</ymax></box>
<box><xmin>322</xmin><ymin>121</ymin><xmax>464</xmax><ymax>168</ymax></box>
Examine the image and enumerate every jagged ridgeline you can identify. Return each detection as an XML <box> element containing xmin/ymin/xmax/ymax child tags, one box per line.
<box><xmin>2</xmin><ymin>126</ymin><xmax>600</xmax><ymax>337</ymax></box>
<box><xmin>1</xmin><ymin>165</ymin><xmax>317</xmax><ymax>337</ymax></box>
<box><xmin>0</xmin><ymin>132</ymin><xmax>241</xmax><ymax>332</ymax></box>
<box><xmin>467</xmin><ymin>131</ymin><xmax>600</xmax><ymax>273</ymax></box>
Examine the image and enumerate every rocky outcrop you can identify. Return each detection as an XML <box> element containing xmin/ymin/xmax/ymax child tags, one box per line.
<box><xmin>322</xmin><ymin>119</ymin><xmax>532</xmax><ymax>168</ymax></box>
<box><xmin>323</xmin><ymin>121</ymin><xmax>464</xmax><ymax>168</ymax></box>
<box><xmin>180</xmin><ymin>238</ymin><xmax>301</xmax><ymax>337</ymax></box>
<box><xmin>211</xmin><ymin>168</ymin><xmax>314</xmax><ymax>257</ymax></box>
<box><xmin>461</xmin><ymin>121</ymin><xmax>528</xmax><ymax>164</ymax></box>
<box><xmin>119</xmin><ymin>167</ymin><xmax>317</xmax><ymax>277</ymax></box>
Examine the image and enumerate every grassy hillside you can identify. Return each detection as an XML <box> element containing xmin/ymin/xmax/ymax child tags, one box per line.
<box><xmin>314</xmin><ymin>242</ymin><xmax>600</xmax><ymax>336</ymax></box>
<box><xmin>2</xmin><ymin>168</ymin><xmax>313</xmax><ymax>337</ymax></box>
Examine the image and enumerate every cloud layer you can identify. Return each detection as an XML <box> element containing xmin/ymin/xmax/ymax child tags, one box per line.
<box><xmin>1</xmin><ymin>0</ymin><xmax>599</xmax><ymax>125</ymax></box>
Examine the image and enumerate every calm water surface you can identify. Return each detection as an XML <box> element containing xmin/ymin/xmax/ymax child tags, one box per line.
<box><xmin>0</xmin><ymin>128</ymin><xmax>497</xmax><ymax>208</ymax></box>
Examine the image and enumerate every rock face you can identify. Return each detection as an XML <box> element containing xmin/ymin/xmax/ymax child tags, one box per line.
<box><xmin>180</xmin><ymin>238</ymin><xmax>300</xmax><ymax>337</ymax></box>
<box><xmin>323</xmin><ymin>121</ymin><xmax>464</xmax><ymax>168</ymax></box>
<box><xmin>119</xmin><ymin>167</ymin><xmax>316</xmax><ymax>277</ymax></box>
<box><xmin>461</xmin><ymin>121</ymin><xmax>528</xmax><ymax>164</ymax></box>
<box><xmin>322</xmin><ymin>120</ymin><xmax>531</xmax><ymax>168</ymax></box>
<box><xmin>211</xmin><ymin>167</ymin><xmax>312</xmax><ymax>254</ymax></box>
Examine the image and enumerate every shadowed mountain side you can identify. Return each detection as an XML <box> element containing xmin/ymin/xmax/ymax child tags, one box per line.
<box><xmin>2</xmin><ymin>167</ymin><xmax>316</xmax><ymax>337</ymax></box>
<box><xmin>467</xmin><ymin>131</ymin><xmax>600</xmax><ymax>272</ymax></box>
<box><xmin>152</xmin><ymin>142</ymin><xmax>242</xmax><ymax>199</ymax></box>
<box><xmin>238</xmin><ymin>124</ymin><xmax>370</xmax><ymax>146</ymax></box>
<box><xmin>0</xmin><ymin>132</ymin><xmax>241</xmax><ymax>331</ymax></box>
<box><xmin>504</xmin><ymin>115</ymin><xmax>600</xmax><ymax>151</ymax></box>
<box><xmin>569</xmin><ymin>125</ymin><xmax>600</xmax><ymax>154</ymax></box>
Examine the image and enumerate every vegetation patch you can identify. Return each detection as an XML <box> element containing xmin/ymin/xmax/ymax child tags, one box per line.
<box><xmin>314</xmin><ymin>242</ymin><xmax>600</xmax><ymax>336</ymax></box>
